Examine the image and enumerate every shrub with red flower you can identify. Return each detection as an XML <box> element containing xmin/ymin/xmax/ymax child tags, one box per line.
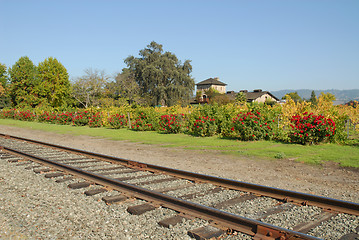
<box><xmin>222</xmin><ymin>111</ymin><xmax>274</xmax><ymax>141</ymax></box>
<box><xmin>159</xmin><ymin>114</ymin><xmax>185</xmax><ymax>134</ymax></box>
<box><xmin>108</xmin><ymin>113</ymin><xmax>128</xmax><ymax>129</ymax></box>
<box><xmin>289</xmin><ymin>112</ymin><xmax>336</xmax><ymax>144</ymax></box>
<box><xmin>190</xmin><ymin>116</ymin><xmax>217</xmax><ymax>137</ymax></box>
<box><xmin>14</xmin><ymin>110</ymin><xmax>36</xmax><ymax>121</ymax></box>
<box><xmin>88</xmin><ymin>112</ymin><xmax>103</xmax><ymax>128</ymax></box>
<box><xmin>0</xmin><ymin>109</ymin><xmax>17</xmax><ymax>119</ymax></box>
<box><xmin>56</xmin><ymin>112</ymin><xmax>74</xmax><ymax>125</ymax></box>
<box><xmin>131</xmin><ymin>111</ymin><xmax>156</xmax><ymax>131</ymax></box>
<box><xmin>73</xmin><ymin>110</ymin><xmax>91</xmax><ymax>126</ymax></box>
<box><xmin>38</xmin><ymin>111</ymin><xmax>57</xmax><ymax>123</ymax></box>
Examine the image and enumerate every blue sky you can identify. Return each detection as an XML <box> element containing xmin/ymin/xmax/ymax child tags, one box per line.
<box><xmin>1</xmin><ymin>0</ymin><xmax>358</xmax><ymax>92</ymax></box>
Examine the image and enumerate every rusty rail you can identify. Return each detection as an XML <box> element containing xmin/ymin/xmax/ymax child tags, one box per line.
<box><xmin>2</xmin><ymin>134</ymin><xmax>357</xmax><ymax>217</ymax></box>
<box><xmin>1</xmin><ymin>143</ymin><xmax>320</xmax><ymax>240</ymax></box>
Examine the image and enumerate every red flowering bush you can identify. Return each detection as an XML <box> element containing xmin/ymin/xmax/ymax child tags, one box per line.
<box><xmin>0</xmin><ymin>109</ymin><xmax>17</xmax><ymax>119</ymax></box>
<box><xmin>56</xmin><ymin>112</ymin><xmax>73</xmax><ymax>125</ymax></box>
<box><xmin>131</xmin><ymin>111</ymin><xmax>156</xmax><ymax>131</ymax></box>
<box><xmin>222</xmin><ymin>111</ymin><xmax>275</xmax><ymax>141</ymax></box>
<box><xmin>14</xmin><ymin>110</ymin><xmax>36</xmax><ymax>121</ymax></box>
<box><xmin>88</xmin><ymin>112</ymin><xmax>103</xmax><ymax>128</ymax></box>
<box><xmin>108</xmin><ymin>114</ymin><xmax>127</xmax><ymax>129</ymax></box>
<box><xmin>38</xmin><ymin>111</ymin><xmax>57</xmax><ymax>123</ymax></box>
<box><xmin>289</xmin><ymin>112</ymin><xmax>336</xmax><ymax>144</ymax></box>
<box><xmin>159</xmin><ymin>114</ymin><xmax>185</xmax><ymax>134</ymax></box>
<box><xmin>73</xmin><ymin>110</ymin><xmax>91</xmax><ymax>126</ymax></box>
<box><xmin>190</xmin><ymin>116</ymin><xmax>217</xmax><ymax>137</ymax></box>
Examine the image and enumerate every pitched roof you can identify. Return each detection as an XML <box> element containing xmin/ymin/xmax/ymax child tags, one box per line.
<box><xmin>196</xmin><ymin>78</ymin><xmax>227</xmax><ymax>86</ymax></box>
<box><xmin>245</xmin><ymin>91</ymin><xmax>279</xmax><ymax>102</ymax></box>
<box><xmin>226</xmin><ymin>90</ymin><xmax>280</xmax><ymax>102</ymax></box>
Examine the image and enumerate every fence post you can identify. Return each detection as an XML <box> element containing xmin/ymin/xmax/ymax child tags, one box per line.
<box><xmin>127</xmin><ymin>112</ymin><xmax>131</xmax><ymax>129</ymax></box>
<box><xmin>277</xmin><ymin>115</ymin><xmax>280</xmax><ymax>129</ymax></box>
<box><xmin>347</xmin><ymin>119</ymin><xmax>350</xmax><ymax>139</ymax></box>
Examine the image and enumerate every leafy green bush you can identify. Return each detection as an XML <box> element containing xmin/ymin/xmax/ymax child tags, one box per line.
<box><xmin>131</xmin><ymin>109</ymin><xmax>159</xmax><ymax>131</ymax></box>
<box><xmin>222</xmin><ymin>110</ymin><xmax>275</xmax><ymax>141</ymax></box>
<box><xmin>14</xmin><ymin>109</ymin><xmax>36</xmax><ymax>121</ymax></box>
<box><xmin>56</xmin><ymin>112</ymin><xmax>73</xmax><ymax>125</ymax></box>
<box><xmin>88</xmin><ymin>112</ymin><xmax>103</xmax><ymax>128</ymax></box>
<box><xmin>331</xmin><ymin>115</ymin><xmax>348</xmax><ymax>143</ymax></box>
<box><xmin>159</xmin><ymin>114</ymin><xmax>185</xmax><ymax>134</ymax></box>
<box><xmin>73</xmin><ymin>110</ymin><xmax>91</xmax><ymax>126</ymax></box>
<box><xmin>0</xmin><ymin>108</ymin><xmax>17</xmax><ymax>119</ymax></box>
<box><xmin>38</xmin><ymin>111</ymin><xmax>57</xmax><ymax>123</ymax></box>
<box><xmin>108</xmin><ymin>113</ymin><xmax>128</xmax><ymax>129</ymax></box>
<box><xmin>189</xmin><ymin>116</ymin><xmax>217</xmax><ymax>137</ymax></box>
<box><xmin>289</xmin><ymin>112</ymin><xmax>336</xmax><ymax>144</ymax></box>
<box><xmin>188</xmin><ymin>104</ymin><xmax>221</xmax><ymax>137</ymax></box>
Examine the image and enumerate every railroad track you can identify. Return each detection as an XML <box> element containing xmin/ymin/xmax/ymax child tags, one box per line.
<box><xmin>0</xmin><ymin>133</ymin><xmax>358</xmax><ymax>240</ymax></box>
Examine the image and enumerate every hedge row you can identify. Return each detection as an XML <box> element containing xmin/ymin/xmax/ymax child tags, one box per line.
<box><xmin>0</xmin><ymin>105</ymin><xmax>341</xmax><ymax>144</ymax></box>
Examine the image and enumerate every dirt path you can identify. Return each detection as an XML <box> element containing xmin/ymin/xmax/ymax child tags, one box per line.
<box><xmin>1</xmin><ymin>125</ymin><xmax>358</xmax><ymax>203</ymax></box>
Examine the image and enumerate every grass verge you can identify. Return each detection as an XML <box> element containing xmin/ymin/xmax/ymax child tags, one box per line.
<box><xmin>1</xmin><ymin>119</ymin><xmax>358</xmax><ymax>168</ymax></box>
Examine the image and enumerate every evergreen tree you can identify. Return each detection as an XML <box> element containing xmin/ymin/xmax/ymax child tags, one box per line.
<box><xmin>309</xmin><ymin>90</ymin><xmax>317</xmax><ymax>105</ymax></box>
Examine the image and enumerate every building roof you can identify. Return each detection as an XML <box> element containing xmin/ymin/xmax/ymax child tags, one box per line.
<box><xmin>226</xmin><ymin>90</ymin><xmax>280</xmax><ymax>102</ymax></box>
<box><xmin>245</xmin><ymin>90</ymin><xmax>279</xmax><ymax>102</ymax></box>
<box><xmin>196</xmin><ymin>77</ymin><xmax>227</xmax><ymax>86</ymax></box>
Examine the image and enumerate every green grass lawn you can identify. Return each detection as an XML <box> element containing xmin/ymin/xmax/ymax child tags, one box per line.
<box><xmin>1</xmin><ymin>119</ymin><xmax>358</xmax><ymax>168</ymax></box>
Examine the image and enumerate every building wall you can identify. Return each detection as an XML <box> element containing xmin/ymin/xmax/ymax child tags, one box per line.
<box><xmin>196</xmin><ymin>84</ymin><xmax>226</xmax><ymax>95</ymax></box>
<box><xmin>212</xmin><ymin>85</ymin><xmax>226</xmax><ymax>94</ymax></box>
<box><xmin>253</xmin><ymin>93</ymin><xmax>277</xmax><ymax>103</ymax></box>
<box><xmin>197</xmin><ymin>85</ymin><xmax>210</xmax><ymax>92</ymax></box>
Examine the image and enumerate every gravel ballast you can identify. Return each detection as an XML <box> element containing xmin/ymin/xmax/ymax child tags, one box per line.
<box><xmin>0</xmin><ymin>152</ymin><xmax>252</xmax><ymax>239</ymax></box>
<box><xmin>0</xmin><ymin>126</ymin><xmax>358</xmax><ymax>239</ymax></box>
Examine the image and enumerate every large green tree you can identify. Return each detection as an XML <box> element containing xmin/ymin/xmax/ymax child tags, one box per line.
<box><xmin>8</xmin><ymin>56</ymin><xmax>40</xmax><ymax>107</ymax></box>
<box><xmin>0</xmin><ymin>63</ymin><xmax>7</xmax><ymax>96</ymax></box>
<box><xmin>319</xmin><ymin>92</ymin><xmax>336</xmax><ymax>102</ymax></box>
<box><xmin>124</xmin><ymin>41</ymin><xmax>195</xmax><ymax>106</ymax></box>
<box><xmin>0</xmin><ymin>63</ymin><xmax>10</xmax><ymax>108</ymax></box>
<box><xmin>37</xmin><ymin>57</ymin><xmax>71</xmax><ymax>107</ymax></box>
<box><xmin>282</xmin><ymin>91</ymin><xmax>302</xmax><ymax>103</ymax></box>
<box><xmin>105</xmin><ymin>69</ymin><xmax>143</xmax><ymax>106</ymax></box>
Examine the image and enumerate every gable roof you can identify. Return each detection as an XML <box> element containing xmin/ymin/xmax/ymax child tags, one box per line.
<box><xmin>226</xmin><ymin>90</ymin><xmax>280</xmax><ymax>102</ymax></box>
<box><xmin>196</xmin><ymin>78</ymin><xmax>227</xmax><ymax>86</ymax></box>
<box><xmin>245</xmin><ymin>91</ymin><xmax>279</xmax><ymax>102</ymax></box>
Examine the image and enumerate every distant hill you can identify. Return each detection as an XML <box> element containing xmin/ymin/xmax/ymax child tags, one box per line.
<box><xmin>271</xmin><ymin>89</ymin><xmax>359</xmax><ymax>102</ymax></box>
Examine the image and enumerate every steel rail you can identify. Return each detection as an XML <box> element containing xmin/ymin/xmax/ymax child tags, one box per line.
<box><xmin>1</xmin><ymin>144</ymin><xmax>320</xmax><ymax>240</ymax></box>
<box><xmin>1</xmin><ymin>133</ymin><xmax>357</xmax><ymax>217</ymax></box>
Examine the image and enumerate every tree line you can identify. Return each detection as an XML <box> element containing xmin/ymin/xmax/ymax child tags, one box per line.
<box><xmin>0</xmin><ymin>41</ymin><xmax>195</xmax><ymax>109</ymax></box>
<box><xmin>282</xmin><ymin>91</ymin><xmax>336</xmax><ymax>105</ymax></box>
